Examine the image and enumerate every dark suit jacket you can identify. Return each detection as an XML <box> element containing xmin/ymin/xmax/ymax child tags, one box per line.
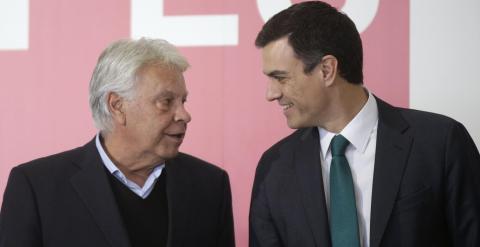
<box><xmin>0</xmin><ymin>138</ymin><xmax>235</xmax><ymax>247</ymax></box>
<box><xmin>250</xmin><ymin>98</ymin><xmax>480</xmax><ymax>247</ymax></box>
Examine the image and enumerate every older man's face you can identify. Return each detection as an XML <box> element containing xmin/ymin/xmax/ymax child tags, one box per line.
<box><xmin>122</xmin><ymin>64</ymin><xmax>191</xmax><ymax>162</ymax></box>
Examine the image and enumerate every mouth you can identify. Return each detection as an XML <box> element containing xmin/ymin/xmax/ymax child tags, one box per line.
<box><xmin>165</xmin><ymin>132</ymin><xmax>186</xmax><ymax>142</ymax></box>
<box><xmin>280</xmin><ymin>103</ymin><xmax>293</xmax><ymax>112</ymax></box>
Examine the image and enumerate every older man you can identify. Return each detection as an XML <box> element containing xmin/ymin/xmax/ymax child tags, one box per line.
<box><xmin>249</xmin><ymin>1</ymin><xmax>480</xmax><ymax>247</ymax></box>
<box><xmin>0</xmin><ymin>38</ymin><xmax>235</xmax><ymax>247</ymax></box>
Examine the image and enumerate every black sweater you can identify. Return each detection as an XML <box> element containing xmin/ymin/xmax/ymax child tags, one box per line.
<box><xmin>107</xmin><ymin>169</ymin><xmax>168</xmax><ymax>247</ymax></box>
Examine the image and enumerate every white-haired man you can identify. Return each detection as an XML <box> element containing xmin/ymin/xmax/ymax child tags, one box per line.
<box><xmin>0</xmin><ymin>38</ymin><xmax>235</xmax><ymax>247</ymax></box>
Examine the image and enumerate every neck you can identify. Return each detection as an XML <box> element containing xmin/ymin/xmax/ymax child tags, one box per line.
<box><xmin>100</xmin><ymin>132</ymin><xmax>162</xmax><ymax>187</ymax></box>
<box><xmin>321</xmin><ymin>82</ymin><xmax>368</xmax><ymax>133</ymax></box>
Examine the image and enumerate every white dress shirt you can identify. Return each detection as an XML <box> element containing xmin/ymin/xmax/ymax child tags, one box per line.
<box><xmin>95</xmin><ymin>134</ymin><xmax>165</xmax><ymax>199</ymax></box>
<box><xmin>318</xmin><ymin>91</ymin><xmax>378</xmax><ymax>247</ymax></box>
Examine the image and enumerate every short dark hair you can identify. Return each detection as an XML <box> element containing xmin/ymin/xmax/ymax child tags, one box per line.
<box><xmin>255</xmin><ymin>1</ymin><xmax>363</xmax><ymax>84</ymax></box>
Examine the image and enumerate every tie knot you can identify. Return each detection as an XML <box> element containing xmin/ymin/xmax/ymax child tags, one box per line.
<box><xmin>331</xmin><ymin>134</ymin><xmax>350</xmax><ymax>156</ymax></box>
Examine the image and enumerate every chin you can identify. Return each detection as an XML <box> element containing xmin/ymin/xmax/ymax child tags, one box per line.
<box><xmin>166</xmin><ymin>150</ymin><xmax>180</xmax><ymax>159</ymax></box>
<box><xmin>157</xmin><ymin>148</ymin><xmax>180</xmax><ymax>160</ymax></box>
<box><xmin>286</xmin><ymin>118</ymin><xmax>301</xmax><ymax>129</ymax></box>
<box><xmin>287</xmin><ymin>119</ymin><xmax>312</xmax><ymax>129</ymax></box>
<box><xmin>287</xmin><ymin>122</ymin><xmax>302</xmax><ymax>129</ymax></box>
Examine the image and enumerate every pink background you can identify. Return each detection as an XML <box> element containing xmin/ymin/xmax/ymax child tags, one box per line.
<box><xmin>0</xmin><ymin>1</ymin><xmax>408</xmax><ymax>246</ymax></box>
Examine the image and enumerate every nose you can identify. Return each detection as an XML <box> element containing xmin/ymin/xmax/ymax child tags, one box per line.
<box><xmin>265</xmin><ymin>80</ymin><xmax>281</xmax><ymax>102</ymax></box>
<box><xmin>174</xmin><ymin>104</ymin><xmax>192</xmax><ymax>123</ymax></box>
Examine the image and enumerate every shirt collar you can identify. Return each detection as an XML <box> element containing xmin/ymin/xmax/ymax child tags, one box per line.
<box><xmin>318</xmin><ymin>90</ymin><xmax>378</xmax><ymax>158</ymax></box>
<box><xmin>95</xmin><ymin>133</ymin><xmax>164</xmax><ymax>187</ymax></box>
<box><xmin>95</xmin><ymin>134</ymin><xmax>120</xmax><ymax>175</ymax></box>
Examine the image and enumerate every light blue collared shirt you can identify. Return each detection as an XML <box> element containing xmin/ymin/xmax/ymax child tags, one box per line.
<box><xmin>95</xmin><ymin>134</ymin><xmax>165</xmax><ymax>199</ymax></box>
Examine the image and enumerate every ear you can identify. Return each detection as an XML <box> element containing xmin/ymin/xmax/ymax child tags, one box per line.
<box><xmin>107</xmin><ymin>92</ymin><xmax>126</xmax><ymax>126</ymax></box>
<box><xmin>318</xmin><ymin>55</ymin><xmax>338</xmax><ymax>87</ymax></box>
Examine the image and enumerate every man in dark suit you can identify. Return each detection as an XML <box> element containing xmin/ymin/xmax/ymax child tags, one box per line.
<box><xmin>249</xmin><ymin>1</ymin><xmax>480</xmax><ymax>247</ymax></box>
<box><xmin>0</xmin><ymin>38</ymin><xmax>235</xmax><ymax>247</ymax></box>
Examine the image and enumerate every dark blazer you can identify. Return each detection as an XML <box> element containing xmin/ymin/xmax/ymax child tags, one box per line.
<box><xmin>0</xmin><ymin>138</ymin><xmax>235</xmax><ymax>247</ymax></box>
<box><xmin>250</xmin><ymin>98</ymin><xmax>480</xmax><ymax>247</ymax></box>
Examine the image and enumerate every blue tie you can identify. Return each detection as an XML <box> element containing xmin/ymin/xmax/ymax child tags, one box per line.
<box><xmin>329</xmin><ymin>134</ymin><xmax>360</xmax><ymax>247</ymax></box>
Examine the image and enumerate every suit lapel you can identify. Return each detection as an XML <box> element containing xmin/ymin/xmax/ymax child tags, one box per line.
<box><xmin>165</xmin><ymin>155</ymin><xmax>193</xmax><ymax>247</ymax></box>
<box><xmin>294</xmin><ymin>128</ymin><xmax>331</xmax><ymax>247</ymax></box>
<box><xmin>370</xmin><ymin>98</ymin><xmax>413</xmax><ymax>247</ymax></box>
<box><xmin>70</xmin><ymin>139</ymin><xmax>131</xmax><ymax>247</ymax></box>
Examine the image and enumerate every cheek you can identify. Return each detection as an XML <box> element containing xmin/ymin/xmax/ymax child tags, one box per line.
<box><xmin>131</xmin><ymin>111</ymin><xmax>153</xmax><ymax>130</ymax></box>
<box><xmin>300</xmin><ymin>85</ymin><xmax>327</xmax><ymax>110</ymax></box>
<box><xmin>130</xmin><ymin>103</ymin><xmax>178</xmax><ymax>132</ymax></box>
<box><xmin>284</xmin><ymin>83</ymin><xmax>303</xmax><ymax>100</ymax></box>
<box><xmin>127</xmin><ymin>110</ymin><xmax>161</xmax><ymax>134</ymax></box>
<box><xmin>286</xmin><ymin>81</ymin><xmax>312</xmax><ymax>105</ymax></box>
<box><xmin>152</xmin><ymin>113</ymin><xmax>176</xmax><ymax>132</ymax></box>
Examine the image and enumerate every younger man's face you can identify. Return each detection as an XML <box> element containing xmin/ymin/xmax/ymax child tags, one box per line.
<box><xmin>261</xmin><ymin>37</ymin><xmax>332</xmax><ymax>129</ymax></box>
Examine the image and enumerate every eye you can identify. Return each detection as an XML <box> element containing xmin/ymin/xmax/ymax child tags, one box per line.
<box><xmin>273</xmin><ymin>76</ymin><xmax>287</xmax><ymax>83</ymax></box>
<box><xmin>156</xmin><ymin>97</ymin><xmax>173</xmax><ymax>108</ymax></box>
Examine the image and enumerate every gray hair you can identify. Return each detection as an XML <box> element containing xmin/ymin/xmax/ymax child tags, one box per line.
<box><xmin>89</xmin><ymin>38</ymin><xmax>189</xmax><ymax>132</ymax></box>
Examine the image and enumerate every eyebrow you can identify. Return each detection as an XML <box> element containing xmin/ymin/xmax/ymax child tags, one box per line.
<box><xmin>156</xmin><ymin>90</ymin><xmax>188</xmax><ymax>99</ymax></box>
<box><xmin>157</xmin><ymin>90</ymin><xmax>175</xmax><ymax>98</ymax></box>
<box><xmin>264</xmin><ymin>70</ymin><xmax>288</xmax><ymax>78</ymax></box>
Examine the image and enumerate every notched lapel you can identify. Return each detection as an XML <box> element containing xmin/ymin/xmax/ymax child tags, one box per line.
<box><xmin>70</xmin><ymin>140</ymin><xmax>131</xmax><ymax>247</ymax></box>
<box><xmin>370</xmin><ymin>99</ymin><xmax>413</xmax><ymax>247</ymax></box>
<box><xmin>294</xmin><ymin>128</ymin><xmax>331</xmax><ymax>247</ymax></box>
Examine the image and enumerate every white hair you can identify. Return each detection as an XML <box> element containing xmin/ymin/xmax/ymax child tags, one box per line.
<box><xmin>89</xmin><ymin>38</ymin><xmax>189</xmax><ymax>132</ymax></box>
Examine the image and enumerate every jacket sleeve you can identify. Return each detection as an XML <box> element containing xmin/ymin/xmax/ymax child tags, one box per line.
<box><xmin>0</xmin><ymin>167</ymin><xmax>43</xmax><ymax>247</ymax></box>
<box><xmin>217</xmin><ymin>171</ymin><xmax>235</xmax><ymax>247</ymax></box>
<box><xmin>444</xmin><ymin>122</ymin><xmax>480</xmax><ymax>246</ymax></box>
<box><xmin>249</xmin><ymin>154</ymin><xmax>283</xmax><ymax>247</ymax></box>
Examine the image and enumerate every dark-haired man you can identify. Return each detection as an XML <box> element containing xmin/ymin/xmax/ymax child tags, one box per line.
<box><xmin>249</xmin><ymin>1</ymin><xmax>480</xmax><ymax>247</ymax></box>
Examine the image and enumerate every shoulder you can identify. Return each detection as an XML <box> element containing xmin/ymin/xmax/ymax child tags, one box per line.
<box><xmin>11</xmin><ymin>141</ymin><xmax>93</xmax><ymax>184</ymax></box>
<box><xmin>399</xmin><ymin>107</ymin><xmax>460</xmax><ymax>129</ymax></box>
<box><xmin>260</xmin><ymin>128</ymin><xmax>306</xmax><ymax>162</ymax></box>
<box><xmin>2</xmin><ymin>142</ymin><xmax>95</xmax><ymax>208</ymax></box>
<box><xmin>398</xmin><ymin>107</ymin><xmax>478</xmax><ymax>152</ymax></box>
<box><xmin>376</xmin><ymin>97</ymin><xmax>465</xmax><ymax>138</ymax></box>
<box><xmin>169</xmin><ymin>152</ymin><xmax>228</xmax><ymax>179</ymax></box>
<box><xmin>16</xmin><ymin>145</ymin><xmax>84</xmax><ymax>172</ymax></box>
<box><xmin>377</xmin><ymin>99</ymin><xmax>478</xmax><ymax>160</ymax></box>
<box><xmin>254</xmin><ymin>129</ymin><xmax>308</xmax><ymax>181</ymax></box>
<box><xmin>394</xmin><ymin>107</ymin><xmax>469</xmax><ymax>143</ymax></box>
<box><xmin>167</xmin><ymin>153</ymin><xmax>231</xmax><ymax>199</ymax></box>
